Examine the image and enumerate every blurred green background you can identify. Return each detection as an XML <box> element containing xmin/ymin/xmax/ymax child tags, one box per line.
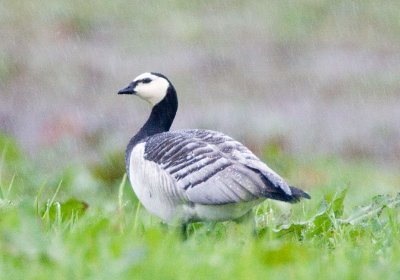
<box><xmin>0</xmin><ymin>0</ymin><xmax>399</xmax><ymax>207</ymax></box>
<box><xmin>1</xmin><ymin>1</ymin><xmax>400</xmax><ymax>279</ymax></box>
<box><xmin>2</xmin><ymin>0</ymin><xmax>399</xmax><ymax>166</ymax></box>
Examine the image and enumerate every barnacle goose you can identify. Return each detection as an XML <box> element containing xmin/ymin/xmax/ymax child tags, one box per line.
<box><xmin>118</xmin><ymin>72</ymin><xmax>310</xmax><ymax>224</ymax></box>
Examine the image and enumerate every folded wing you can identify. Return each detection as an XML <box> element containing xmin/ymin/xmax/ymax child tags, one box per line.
<box><xmin>143</xmin><ymin>129</ymin><xmax>305</xmax><ymax>205</ymax></box>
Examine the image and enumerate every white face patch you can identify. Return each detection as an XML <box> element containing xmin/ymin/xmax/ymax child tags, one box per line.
<box><xmin>132</xmin><ymin>72</ymin><xmax>170</xmax><ymax>106</ymax></box>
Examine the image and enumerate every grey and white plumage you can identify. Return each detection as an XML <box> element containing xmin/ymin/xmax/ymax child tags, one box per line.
<box><xmin>118</xmin><ymin>72</ymin><xmax>310</xmax><ymax>223</ymax></box>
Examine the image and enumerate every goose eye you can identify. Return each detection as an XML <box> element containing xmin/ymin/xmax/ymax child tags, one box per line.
<box><xmin>142</xmin><ymin>78</ymin><xmax>152</xmax><ymax>84</ymax></box>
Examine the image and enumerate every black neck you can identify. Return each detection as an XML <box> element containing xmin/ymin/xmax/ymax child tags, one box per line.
<box><xmin>125</xmin><ymin>85</ymin><xmax>178</xmax><ymax>169</ymax></box>
<box><xmin>137</xmin><ymin>85</ymin><xmax>178</xmax><ymax>139</ymax></box>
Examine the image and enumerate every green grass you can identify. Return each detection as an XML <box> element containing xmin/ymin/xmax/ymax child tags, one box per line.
<box><xmin>0</xmin><ymin>134</ymin><xmax>399</xmax><ymax>279</ymax></box>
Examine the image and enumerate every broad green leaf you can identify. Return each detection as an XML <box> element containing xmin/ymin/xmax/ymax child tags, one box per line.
<box><xmin>340</xmin><ymin>193</ymin><xmax>400</xmax><ymax>225</ymax></box>
<box><xmin>42</xmin><ymin>198</ymin><xmax>89</xmax><ymax>223</ymax></box>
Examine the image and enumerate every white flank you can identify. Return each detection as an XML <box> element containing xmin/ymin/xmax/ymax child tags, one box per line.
<box><xmin>129</xmin><ymin>143</ymin><xmax>183</xmax><ymax>222</ymax></box>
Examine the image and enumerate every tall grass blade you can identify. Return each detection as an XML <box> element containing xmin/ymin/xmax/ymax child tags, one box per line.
<box><xmin>42</xmin><ymin>180</ymin><xmax>63</xmax><ymax>220</ymax></box>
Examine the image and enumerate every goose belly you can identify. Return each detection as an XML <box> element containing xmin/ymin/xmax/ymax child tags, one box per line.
<box><xmin>184</xmin><ymin>199</ymin><xmax>264</xmax><ymax>222</ymax></box>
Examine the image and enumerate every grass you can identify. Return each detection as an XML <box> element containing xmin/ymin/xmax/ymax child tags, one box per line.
<box><xmin>0</xmin><ymin>134</ymin><xmax>399</xmax><ymax>279</ymax></box>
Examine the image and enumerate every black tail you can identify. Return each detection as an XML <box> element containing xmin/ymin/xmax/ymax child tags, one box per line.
<box><xmin>265</xmin><ymin>185</ymin><xmax>311</xmax><ymax>203</ymax></box>
<box><xmin>287</xmin><ymin>185</ymin><xmax>311</xmax><ymax>203</ymax></box>
<box><xmin>246</xmin><ymin>165</ymin><xmax>311</xmax><ymax>204</ymax></box>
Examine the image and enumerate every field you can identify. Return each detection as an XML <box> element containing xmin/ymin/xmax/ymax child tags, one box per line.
<box><xmin>1</xmin><ymin>1</ymin><xmax>400</xmax><ymax>279</ymax></box>
<box><xmin>1</xmin><ymin>133</ymin><xmax>399</xmax><ymax>279</ymax></box>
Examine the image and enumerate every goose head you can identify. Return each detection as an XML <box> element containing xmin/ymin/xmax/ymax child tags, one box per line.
<box><xmin>118</xmin><ymin>72</ymin><xmax>172</xmax><ymax>106</ymax></box>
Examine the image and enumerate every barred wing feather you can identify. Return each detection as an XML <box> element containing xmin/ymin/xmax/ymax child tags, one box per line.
<box><xmin>143</xmin><ymin>129</ymin><xmax>292</xmax><ymax>205</ymax></box>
